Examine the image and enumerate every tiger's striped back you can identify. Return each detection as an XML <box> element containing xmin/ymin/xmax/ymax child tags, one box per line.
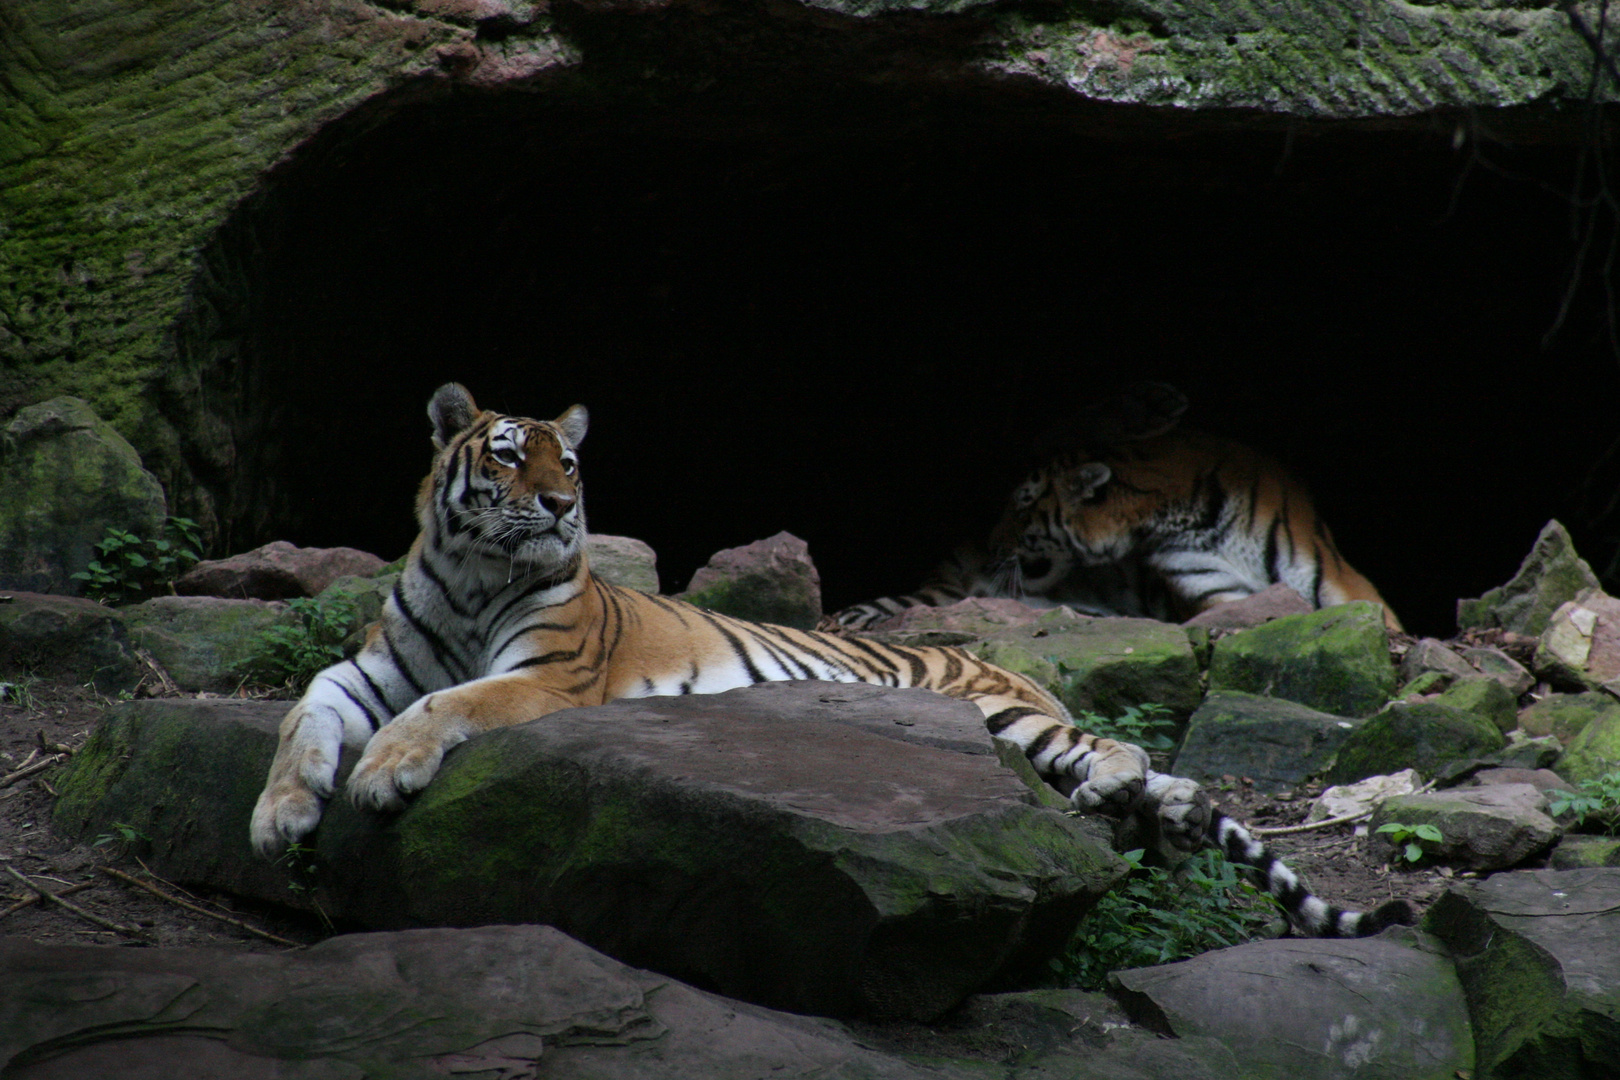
<box><xmin>995</xmin><ymin>428</ymin><xmax>1400</xmax><ymax>631</ymax></box>
<box><xmin>250</xmin><ymin>382</ymin><xmax>1412</xmax><ymax>939</ymax></box>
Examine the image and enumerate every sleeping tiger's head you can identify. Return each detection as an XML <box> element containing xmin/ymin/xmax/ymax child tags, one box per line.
<box><xmin>988</xmin><ymin>383</ymin><xmax>1192</xmax><ymax>594</ymax></box>
<box><xmin>420</xmin><ymin>382</ymin><xmax>590</xmax><ymax>572</ymax></box>
<box><xmin>986</xmin><ymin>453</ymin><xmax>1145</xmax><ymax>592</ymax></box>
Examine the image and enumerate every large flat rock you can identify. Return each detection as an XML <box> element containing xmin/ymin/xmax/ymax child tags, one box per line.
<box><xmin>1109</xmin><ymin>934</ymin><xmax>1474</xmax><ymax>1080</ymax></box>
<box><xmin>0</xmin><ymin>925</ymin><xmax>979</xmax><ymax>1080</ymax></box>
<box><xmin>53</xmin><ymin>682</ymin><xmax>1125</xmax><ymax>1019</ymax></box>
<box><xmin>1423</xmin><ymin>868</ymin><xmax>1620</xmax><ymax>1078</ymax></box>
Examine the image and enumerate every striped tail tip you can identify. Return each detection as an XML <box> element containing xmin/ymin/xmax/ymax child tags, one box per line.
<box><xmin>1351</xmin><ymin>899</ymin><xmax>1417</xmax><ymax>937</ymax></box>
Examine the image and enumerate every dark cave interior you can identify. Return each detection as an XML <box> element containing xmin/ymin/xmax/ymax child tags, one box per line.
<box><xmin>196</xmin><ymin>83</ymin><xmax>1620</xmax><ymax>639</ymax></box>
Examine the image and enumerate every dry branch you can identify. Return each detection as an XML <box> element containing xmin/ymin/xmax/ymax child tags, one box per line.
<box><xmin>2</xmin><ymin>864</ymin><xmax>145</xmax><ymax>938</ymax></box>
<box><xmin>99</xmin><ymin>866</ymin><xmax>303</xmax><ymax>947</ymax></box>
<box><xmin>0</xmin><ymin>880</ymin><xmax>94</xmax><ymax>920</ymax></box>
<box><xmin>0</xmin><ymin>753</ymin><xmax>65</xmax><ymax>789</ymax></box>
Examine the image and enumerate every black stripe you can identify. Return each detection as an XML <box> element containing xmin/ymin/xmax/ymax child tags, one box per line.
<box><xmin>336</xmin><ymin>681</ymin><xmax>386</xmax><ymax>731</ymax></box>
<box><xmin>353</xmin><ymin>660</ymin><xmax>399</xmax><ymax>716</ymax></box>
<box><xmin>490</xmin><ymin>619</ymin><xmax>575</xmax><ymax>663</ymax></box>
<box><xmin>698</xmin><ymin>612</ymin><xmax>769</xmax><ymax>684</ymax></box>
<box><xmin>392</xmin><ymin>580</ymin><xmax>472</xmax><ymax>683</ymax></box>
<box><xmin>417</xmin><ymin>553</ymin><xmax>477</xmax><ymax>620</ymax></box>
<box><xmin>507</xmin><ymin>646</ymin><xmax>585</xmax><ymax>671</ymax></box>
<box><xmin>985</xmin><ymin>705</ymin><xmax>1040</xmax><ymax>735</ymax></box>
<box><xmin>380</xmin><ymin>627</ymin><xmax>429</xmax><ymax>699</ymax></box>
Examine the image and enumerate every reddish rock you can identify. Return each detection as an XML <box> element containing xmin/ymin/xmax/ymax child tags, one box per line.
<box><xmin>679</xmin><ymin>531</ymin><xmax>821</xmax><ymax>629</ymax></box>
<box><xmin>1181</xmin><ymin>584</ymin><xmax>1312</xmax><ymax>631</ymax></box>
<box><xmin>175</xmin><ymin>541</ymin><xmax>386</xmax><ymax>600</ymax></box>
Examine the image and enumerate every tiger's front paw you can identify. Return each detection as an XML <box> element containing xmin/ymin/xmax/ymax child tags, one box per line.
<box><xmin>1143</xmin><ymin>772</ymin><xmax>1211</xmax><ymax>853</ymax></box>
<box><xmin>346</xmin><ymin>715</ymin><xmax>452</xmax><ymax>812</ymax></box>
<box><xmin>1071</xmin><ymin>770</ymin><xmax>1145</xmax><ymax>817</ymax></box>
<box><xmin>250</xmin><ymin>782</ymin><xmax>325</xmax><ymax>859</ymax></box>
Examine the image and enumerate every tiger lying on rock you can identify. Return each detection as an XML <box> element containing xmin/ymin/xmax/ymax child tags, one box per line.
<box><xmin>831</xmin><ymin>383</ymin><xmax>1401</xmax><ymax>633</ymax></box>
<box><xmin>250</xmin><ymin>383</ymin><xmax>1412</xmax><ymax>938</ymax></box>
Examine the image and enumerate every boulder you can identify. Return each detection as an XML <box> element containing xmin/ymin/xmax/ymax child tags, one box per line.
<box><xmin>1553</xmin><ymin>708</ymin><xmax>1620</xmax><ymax>788</ymax></box>
<box><xmin>587</xmin><ymin>532</ymin><xmax>659</xmax><ymax>593</ymax></box>
<box><xmin>1308</xmin><ymin>769</ymin><xmax>1423</xmax><ymax>822</ymax></box>
<box><xmin>0</xmin><ymin>397</ymin><xmax>168</xmax><ymax>596</ymax></box>
<box><xmin>1534</xmin><ymin>587</ymin><xmax>1620</xmax><ymax>693</ymax></box>
<box><xmin>53</xmin><ymin>683</ymin><xmax>1125</xmax><ymax>1020</ymax></box>
<box><xmin>1180</xmin><ymin>583</ymin><xmax>1312</xmax><ymax>631</ymax></box>
<box><xmin>679</xmin><ymin>532</ymin><xmax>822</xmax><ymax>631</ymax></box>
<box><xmin>0</xmin><ymin>925</ymin><xmax>979</xmax><ymax>1080</ymax></box>
<box><xmin>1458</xmin><ymin>645</ymin><xmax>1536</xmax><ymax>696</ymax></box>
<box><xmin>1423</xmin><ymin>868</ymin><xmax>1620</xmax><ymax>1078</ymax></box>
<box><xmin>1109</xmin><ymin>935</ymin><xmax>1474</xmax><ymax>1080</ymax></box>
<box><xmin>1550</xmin><ymin>835</ymin><xmax>1620</xmax><ymax>870</ymax></box>
<box><xmin>1519</xmin><ymin>691</ymin><xmax>1620</xmax><ymax>746</ymax></box>
<box><xmin>1398</xmin><ymin>637</ymin><xmax>1478</xmax><ymax>691</ymax></box>
<box><xmin>965</xmin><ymin>608</ymin><xmax>1204</xmax><ymax>723</ymax></box>
<box><xmin>120</xmin><ymin>596</ymin><xmax>293</xmax><ymax>692</ymax></box>
<box><xmin>175</xmin><ymin>540</ymin><xmax>386</xmax><ymax>600</ymax></box>
<box><xmin>311</xmin><ymin>571</ymin><xmax>399</xmax><ymax>657</ymax></box>
<box><xmin>864</xmin><ymin>596</ymin><xmax>1062</xmax><ymax>645</ymax></box>
<box><xmin>1459</xmin><ymin>520</ymin><xmax>1603</xmax><ymax>638</ymax></box>
<box><xmin>0</xmin><ymin>591</ymin><xmax>143</xmax><ymax>691</ymax></box>
<box><xmin>1431</xmin><ymin>676</ymin><xmax>1517</xmax><ymax>734</ymax></box>
<box><xmin>1170</xmin><ymin>691</ymin><xmax>1359</xmax><ymax>793</ymax></box>
<box><xmin>1207</xmin><ymin>602</ymin><xmax>1396</xmax><ymax>719</ymax></box>
<box><xmin>1497</xmin><ymin>732</ymin><xmax>1564</xmax><ymax>770</ymax></box>
<box><xmin>1371</xmin><ymin>785</ymin><xmax>1562</xmax><ymax>870</ymax></box>
<box><xmin>1466</xmin><ymin>766</ymin><xmax>1573</xmax><ymax>796</ymax></box>
<box><xmin>1326</xmin><ymin>701</ymin><xmax>1506</xmax><ymax>785</ymax></box>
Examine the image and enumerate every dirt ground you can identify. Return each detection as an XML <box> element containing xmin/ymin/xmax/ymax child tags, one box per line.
<box><xmin>0</xmin><ymin>675</ymin><xmax>1455</xmax><ymax>964</ymax></box>
<box><xmin>0</xmin><ymin>678</ymin><xmax>328</xmax><ymax>952</ymax></box>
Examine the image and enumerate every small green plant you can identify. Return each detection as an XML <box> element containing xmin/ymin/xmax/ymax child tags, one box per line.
<box><xmin>0</xmin><ymin>675</ymin><xmax>40</xmax><ymax>710</ymax></box>
<box><xmin>1549</xmin><ymin>771</ymin><xmax>1620</xmax><ymax>835</ymax></box>
<box><xmin>1070</xmin><ymin>699</ymin><xmax>1176</xmax><ymax>752</ymax></box>
<box><xmin>91</xmin><ymin>821</ymin><xmax>150</xmax><ymax>852</ymax></box>
<box><xmin>253</xmin><ymin>593</ymin><xmax>359</xmax><ymax>691</ymax></box>
<box><xmin>1375</xmin><ymin>821</ymin><xmax>1445</xmax><ymax>864</ymax></box>
<box><xmin>71</xmin><ymin>517</ymin><xmax>203</xmax><ymax>604</ymax></box>
<box><xmin>1049</xmin><ymin>848</ymin><xmax>1279</xmax><ymax>991</ymax></box>
<box><xmin>277</xmin><ymin>840</ymin><xmax>334</xmax><ymax>931</ymax></box>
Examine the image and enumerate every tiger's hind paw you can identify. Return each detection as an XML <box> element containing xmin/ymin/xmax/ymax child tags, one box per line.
<box><xmin>1142</xmin><ymin>772</ymin><xmax>1211</xmax><ymax>854</ymax></box>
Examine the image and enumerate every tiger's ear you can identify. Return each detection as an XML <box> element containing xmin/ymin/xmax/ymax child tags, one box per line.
<box><xmin>429</xmin><ymin>383</ymin><xmax>481</xmax><ymax>450</ymax></box>
<box><xmin>1062</xmin><ymin>462</ymin><xmax>1112</xmax><ymax>502</ymax></box>
<box><xmin>554</xmin><ymin>405</ymin><xmax>588</xmax><ymax>449</ymax></box>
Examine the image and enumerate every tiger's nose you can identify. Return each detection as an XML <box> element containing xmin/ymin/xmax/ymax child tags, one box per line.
<box><xmin>538</xmin><ymin>491</ymin><xmax>575</xmax><ymax>515</ymax></box>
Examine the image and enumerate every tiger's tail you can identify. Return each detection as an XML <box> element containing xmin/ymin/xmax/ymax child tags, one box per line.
<box><xmin>1207</xmin><ymin>809</ymin><xmax>1415</xmax><ymax>938</ymax></box>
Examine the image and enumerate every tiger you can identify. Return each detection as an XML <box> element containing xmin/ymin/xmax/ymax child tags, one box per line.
<box><xmin>249</xmin><ymin>383</ymin><xmax>1412</xmax><ymax>938</ymax></box>
<box><xmin>831</xmin><ymin>384</ymin><xmax>1401</xmax><ymax>634</ymax></box>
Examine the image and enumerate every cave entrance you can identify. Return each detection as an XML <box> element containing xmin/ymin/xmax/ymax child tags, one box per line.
<box><xmin>189</xmin><ymin>84</ymin><xmax>1617</xmax><ymax>637</ymax></box>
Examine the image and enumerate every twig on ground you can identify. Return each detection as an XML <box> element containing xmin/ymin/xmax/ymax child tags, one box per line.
<box><xmin>99</xmin><ymin>865</ymin><xmax>303</xmax><ymax>948</ymax></box>
<box><xmin>0</xmin><ymin>880</ymin><xmax>94</xmax><ymax>920</ymax></box>
<box><xmin>0</xmin><ymin>754</ymin><xmax>64</xmax><ymax>789</ymax></box>
<box><xmin>1251</xmin><ymin>809</ymin><xmax>1372</xmax><ymax>837</ymax></box>
<box><xmin>2</xmin><ymin>864</ymin><xmax>145</xmax><ymax>938</ymax></box>
<box><xmin>35</xmin><ymin>731</ymin><xmax>76</xmax><ymax>756</ymax></box>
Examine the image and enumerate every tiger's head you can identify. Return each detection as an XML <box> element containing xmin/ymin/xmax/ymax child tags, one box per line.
<box><xmin>420</xmin><ymin>383</ymin><xmax>590</xmax><ymax>574</ymax></box>
<box><xmin>987</xmin><ymin>457</ymin><xmax>1135</xmax><ymax>593</ymax></box>
<box><xmin>987</xmin><ymin>382</ymin><xmax>1191</xmax><ymax>595</ymax></box>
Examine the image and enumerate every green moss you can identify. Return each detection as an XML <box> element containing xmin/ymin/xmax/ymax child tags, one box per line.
<box><xmin>1327</xmin><ymin>701</ymin><xmax>1506</xmax><ymax>784</ymax></box>
<box><xmin>1209</xmin><ymin>602</ymin><xmax>1395</xmax><ymax>719</ymax></box>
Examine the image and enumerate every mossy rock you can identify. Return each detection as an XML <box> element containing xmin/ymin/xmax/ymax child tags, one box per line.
<box><xmin>1458</xmin><ymin>520</ymin><xmax>1601</xmax><ymax>638</ymax></box>
<box><xmin>1207</xmin><ymin>602</ymin><xmax>1396</xmax><ymax>719</ymax></box>
<box><xmin>315</xmin><ymin>572</ymin><xmax>399</xmax><ymax>657</ymax></box>
<box><xmin>1170</xmin><ymin>691</ymin><xmax>1360</xmax><ymax>793</ymax></box>
<box><xmin>1519</xmin><ymin>692</ymin><xmax>1620</xmax><ymax>747</ymax></box>
<box><xmin>0</xmin><ymin>397</ymin><xmax>167</xmax><ymax>595</ymax></box>
<box><xmin>968</xmin><ymin>610</ymin><xmax>1203</xmax><ymax>724</ymax></box>
<box><xmin>0</xmin><ymin>591</ymin><xmax>143</xmax><ymax>691</ymax></box>
<box><xmin>121</xmin><ymin>595</ymin><xmax>295</xmax><ymax>692</ymax></box>
<box><xmin>1433</xmin><ymin>676</ymin><xmax>1517</xmax><ymax>735</ymax></box>
<box><xmin>1326</xmin><ymin>701</ymin><xmax>1506</xmax><ymax>784</ymax></box>
<box><xmin>1555</xmin><ymin>711</ymin><xmax>1620</xmax><ymax>789</ymax></box>
<box><xmin>1549</xmin><ymin>835</ymin><xmax>1620</xmax><ymax>870</ymax></box>
<box><xmin>1423</xmin><ymin>868</ymin><xmax>1620</xmax><ymax>1078</ymax></box>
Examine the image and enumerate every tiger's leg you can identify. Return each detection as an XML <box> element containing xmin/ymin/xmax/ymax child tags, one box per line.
<box><xmin>251</xmin><ymin>660</ymin><xmax>397</xmax><ymax>857</ymax></box>
<box><xmin>345</xmin><ymin>674</ymin><xmax>581</xmax><ymax>812</ymax></box>
<box><xmin>976</xmin><ymin>695</ymin><xmax>1150</xmax><ymax>816</ymax></box>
